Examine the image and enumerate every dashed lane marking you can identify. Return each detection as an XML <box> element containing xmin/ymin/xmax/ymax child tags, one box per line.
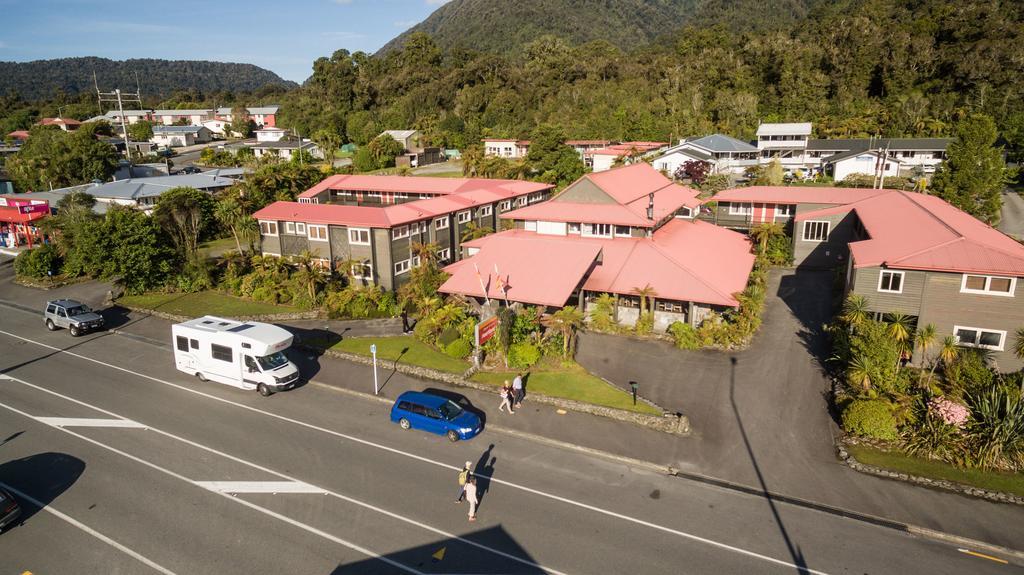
<box><xmin>34</xmin><ymin>417</ymin><xmax>147</xmax><ymax>428</ymax></box>
<box><xmin>194</xmin><ymin>481</ymin><xmax>327</xmax><ymax>494</ymax></box>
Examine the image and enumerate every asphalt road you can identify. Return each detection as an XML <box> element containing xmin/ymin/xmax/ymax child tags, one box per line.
<box><xmin>1000</xmin><ymin>189</ymin><xmax>1024</xmax><ymax>239</ymax></box>
<box><xmin>0</xmin><ymin>307</ymin><xmax>1018</xmax><ymax>574</ymax></box>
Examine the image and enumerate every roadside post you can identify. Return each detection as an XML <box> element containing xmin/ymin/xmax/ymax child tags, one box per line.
<box><xmin>371</xmin><ymin>343</ymin><xmax>379</xmax><ymax>395</ymax></box>
<box><xmin>629</xmin><ymin>381</ymin><xmax>638</xmax><ymax>406</ymax></box>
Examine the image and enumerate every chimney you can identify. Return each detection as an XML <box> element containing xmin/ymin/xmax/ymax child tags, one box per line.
<box><xmin>646</xmin><ymin>192</ymin><xmax>654</xmax><ymax>220</ymax></box>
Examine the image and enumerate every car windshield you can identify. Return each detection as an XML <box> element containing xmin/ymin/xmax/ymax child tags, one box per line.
<box><xmin>438</xmin><ymin>400</ymin><xmax>463</xmax><ymax>420</ymax></box>
<box><xmin>65</xmin><ymin>305</ymin><xmax>91</xmax><ymax>316</ymax></box>
<box><xmin>256</xmin><ymin>352</ymin><xmax>289</xmax><ymax>371</ymax></box>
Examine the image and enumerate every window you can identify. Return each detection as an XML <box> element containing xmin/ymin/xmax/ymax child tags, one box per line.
<box><xmin>190</xmin><ymin>339</ymin><xmax>198</xmax><ymax>349</ymax></box>
<box><xmin>307</xmin><ymin>225</ymin><xmax>328</xmax><ymax>241</ymax></box>
<box><xmin>500</xmin><ymin>200</ymin><xmax>511</xmax><ymax>211</ymax></box>
<box><xmin>774</xmin><ymin>204</ymin><xmax>795</xmax><ymax>217</ymax></box>
<box><xmin>435</xmin><ymin>216</ymin><xmax>449</xmax><ymax>230</ymax></box>
<box><xmin>479</xmin><ymin>205</ymin><xmax>493</xmax><ymax>217</ymax></box>
<box><xmin>284</xmin><ymin>221</ymin><xmax>296</xmax><ymax>234</ymax></box>
<box><xmin>350</xmin><ymin>261</ymin><xmax>372</xmax><ymax>279</ymax></box>
<box><xmin>617</xmin><ymin>296</ymin><xmax>640</xmax><ymax>309</ymax></box>
<box><xmin>348</xmin><ymin>228</ymin><xmax>371</xmax><ymax>245</ymax></box>
<box><xmin>524</xmin><ymin>221</ymin><xmax>537</xmax><ymax>231</ymax></box>
<box><xmin>436</xmin><ymin>247</ymin><xmax>451</xmax><ymax>262</ymax></box>
<box><xmin>259</xmin><ymin>221</ymin><xmax>278</xmax><ymax>236</ymax></box>
<box><xmin>517</xmin><ymin>197</ymin><xmax>528</xmax><ymax>206</ymax></box>
<box><xmin>583</xmin><ymin>223</ymin><xmax>612</xmax><ymax>238</ymax></box>
<box><xmin>877</xmin><ymin>270</ymin><xmax>904</xmax><ymax>293</ymax></box>
<box><xmin>394</xmin><ymin>259</ymin><xmax>411</xmax><ymax>275</ymax></box>
<box><xmin>457</xmin><ymin>211</ymin><xmax>471</xmax><ymax>224</ymax></box>
<box><xmin>656</xmin><ymin>301</ymin><xmax>685</xmax><ymax>313</ymax></box>
<box><xmin>211</xmin><ymin>344</ymin><xmax>233</xmax><ymax>362</ymax></box>
<box><xmin>960</xmin><ymin>274</ymin><xmax>1015</xmax><ymax>296</ymax></box>
<box><xmin>676</xmin><ymin>206</ymin><xmax>693</xmax><ymax>218</ymax></box>
<box><xmin>176</xmin><ymin>336</ymin><xmax>189</xmax><ymax>352</ymax></box>
<box><xmin>367</xmin><ymin>192</ymin><xmax>381</xmax><ymax>199</ymax></box>
<box><xmin>954</xmin><ymin>326</ymin><xmax>1006</xmax><ymax>351</ymax></box>
<box><xmin>295</xmin><ymin>223</ymin><xmax>306</xmax><ymax>235</ymax></box>
<box><xmin>392</xmin><ymin>225</ymin><xmax>409</xmax><ymax>240</ymax></box>
<box><xmin>396</xmin><ymin>193</ymin><xmax>408</xmax><ymax>200</ymax></box>
<box><xmin>568</xmin><ymin>223</ymin><xmax>581</xmax><ymax>234</ymax></box>
<box><xmin>614</xmin><ymin>225</ymin><xmax>631</xmax><ymax>237</ymax></box>
<box><xmin>728</xmin><ymin>203</ymin><xmax>753</xmax><ymax>216</ymax></box>
<box><xmin>419</xmin><ymin>194</ymin><xmax>431</xmax><ymax>199</ymax></box>
<box><xmin>802</xmin><ymin>220</ymin><xmax>830</xmax><ymax>242</ymax></box>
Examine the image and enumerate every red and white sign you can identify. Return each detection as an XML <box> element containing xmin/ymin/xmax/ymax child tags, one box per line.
<box><xmin>18</xmin><ymin>203</ymin><xmax>49</xmax><ymax>215</ymax></box>
<box><xmin>474</xmin><ymin>316</ymin><xmax>499</xmax><ymax>347</ymax></box>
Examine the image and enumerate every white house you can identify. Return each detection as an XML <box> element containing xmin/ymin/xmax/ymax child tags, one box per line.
<box><xmin>653</xmin><ymin>134</ymin><xmax>759</xmax><ymax>176</ymax></box>
<box><xmin>151</xmin><ymin>125</ymin><xmax>213</xmax><ymax>148</ymax></box>
<box><xmin>482</xmin><ymin>138</ymin><xmax>530</xmax><ymax>158</ymax></box>
<box><xmin>216</xmin><ymin>106</ymin><xmax>279</xmax><ymax>127</ymax></box>
<box><xmin>100</xmin><ymin>110</ymin><xmax>152</xmax><ymax>125</ymax></box>
<box><xmin>255</xmin><ymin>127</ymin><xmax>289</xmax><ymax>143</ymax></box>
<box><xmin>652</xmin><ymin>146</ymin><xmax>712</xmax><ymax>175</ymax></box>
<box><xmin>252</xmin><ymin>139</ymin><xmax>323</xmax><ymax>161</ymax></box>
<box><xmin>824</xmin><ymin>149</ymin><xmax>903</xmax><ymax>181</ymax></box>
<box><xmin>379</xmin><ymin>130</ymin><xmax>422</xmax><ymax>152</ymax></box>
<box><xmin>201</xmin><ymin>118</ymin><xmax>232</xmax><ymax>137</ymax></box>
<box><xmin>756</xmin><ymin>122</ymin><xmax>812</xmax><ymax>171</ymax></box>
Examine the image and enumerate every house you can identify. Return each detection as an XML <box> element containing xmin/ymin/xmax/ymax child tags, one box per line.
<box><xmin>380</xmin><ymin>129</ymin><xmax>443</xmax><ymax>168</ymax></box>
<box><xmin>37</xmin><ymin>117</ymin><xmax>82</xmax><ymax>132</ymax></box>
<box><xmin>153</xmin><ymin>109</ymin><xmax>217</xmax><ymax>126</ymax></box>
<box><xmin>823</xmin><ymin>149</ymin><xmax>902</xmax><ymax>182</ymax></box>
<box><xmin>252</xmin><ymin>176</ymin><xmax>555</xmax><ymax>291</ymax></box>
<box><xmin>151</xmin><ymin>125</ymin><xmax>213</xmax><ymax>147</ymax></box>
<box><xmin>756</xmin><ymin>122</ymin><xmax>812</xmax><ymax>171</ymax></box>
<box><xmin>251</xmin><ymin>139</ymin><xmax>323</xmax><ymax>161</ymax></box>
<box><xmin>201</xmin><ymin>118</ymin><xmax>232</xmax><ymax>137</ymax></box>
<box><xmin>709</xmin><ymin>186</ymin><xmax>887</xmax><ymax>237</ymax></box>
<box><xmin>565</xmin><ymin>140</ymin><xmax>613</xmax><ymax>159</ymax></box>
<box><xmin>216</xmin><ymin>106</ymin><xmax>279</xmax><ymax>128</ymax></box>
<box><xmin>586</xmin><ymin>142</ymin><xmax>668</xmax><ymax>172</ymax></box>
<box><xmin>5</xmin><ymin>130</ymin><xmax>30</xmax><ymax>144</ymax></box>
<box><xmin>438</xmin><ymin>163</ymin><xmax>755</xmax><ymax>332</ymax></box>
<box><xmin>8</xmin><ymin>173</ymin><xmax>235</xmax><ymax>214</ymax></box>
<box><xmin>811</xmin><ymin>138</ymin><xmax>950</xmax><ymax>178</ymax></box>
<box><xmin>482</xmin><ymin>138</ymin><xmax>531</xmax><ymax>159</ymax></box>
<box><xmin>99</xmin><ymin>110</ymin><xmax>153</xmax><ymax>125</ymax></box>
<box><xmin>653</xmin><ymin>134</ymin><xmax>759</xmax><ymax>176</ymax></box>
<box><xmin>256</xmin><ymin>127</ymin><xmax>289</xmax><ymax>142</ymax></box>
<box><xmin>380</xmin><ymin>130</ymin><xmax>422</xmax><ymax>151</ymax></box>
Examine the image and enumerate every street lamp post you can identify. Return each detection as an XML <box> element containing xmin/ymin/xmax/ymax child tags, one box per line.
<box><xmin>371</xmin><ymin>343</ymin><xmax>379</xmax><ymax>395</ymax></box>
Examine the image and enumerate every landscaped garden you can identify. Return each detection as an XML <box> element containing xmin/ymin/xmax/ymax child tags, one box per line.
<box><xmin>118</xmin><ymin>290</ymin><xmax>299</xmax><ymax>318</ymax></box>
<box><xmin>331</xmin><ymin>335</ymin><xmax>470</xmax><ymax>375</ymax></box>
<box><xmin>471</xmin><ymin>366</ymin><xmax>660</xmax><ymax>415</ymax></box>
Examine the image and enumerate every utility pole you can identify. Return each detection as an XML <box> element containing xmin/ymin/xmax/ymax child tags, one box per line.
<box><xmin>96</xmin><ymin>73</ymin><xmax>144</xmax><ymax>174</ymax></box>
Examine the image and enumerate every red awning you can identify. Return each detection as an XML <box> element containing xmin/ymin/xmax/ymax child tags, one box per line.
<box><xmin>0</xmin><ymin>206</ymin><xmax>48</xmax><ymax>224</ymax></box>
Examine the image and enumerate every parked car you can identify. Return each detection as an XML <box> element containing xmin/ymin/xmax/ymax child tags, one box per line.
<box><xmin>390</xmin><ymin>391</ymin><xmax>482</xmax><ymax>442</ymax></box>
<box><xmin>0</xmin><ymin>487</ymin><xmax>21</xmax><ymax>531</ymax></box>
<box><xmin>44</xmin><ymin>299</ymin><xmax>104</xmax><ymax>336</ymax></box>
<box><xmin>179</xmin><ymin>166</ymin><xmax>203</xmax><ymax>174</ymax></box>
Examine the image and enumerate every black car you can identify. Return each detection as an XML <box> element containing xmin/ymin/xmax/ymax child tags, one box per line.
<box><xmin>179</xmin><ymin>166</ymin><xmax>203</xmax><ymax>174</ymax></box>
<box><xmin>0</xmin><ymin>487</ymin><xmax>21</xmax><ymax>531</ymax></box>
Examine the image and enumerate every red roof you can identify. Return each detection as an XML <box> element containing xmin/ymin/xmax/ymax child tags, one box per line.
<box><xmin>0</xmin><ymin>206</ymin><xmax>49</xmax><ymax>224</ymax></box>
<box><xmin>253</xmin><ymin>202</ymin><xmax>391</xmax><ymax>228</ymax></box>
<box><xmin>447</xmin><ymin>219</ymin><xmax>754</xmax><ymax>307</ymax></box>
<box><xmin>7</xmin><ymin>130</ymin><xmax>30</xmax><ymax>140</ymax></box>
<box><xmin>585</xmin><ymin>142</ymin><xmax>667</xmax><ymax>156</ymax></box>
<box><xmin>711</xmin><ymin>186</ymin><xmax>890</xmax><ymax>205</ymax></box>
<box><xmin>37</xmin><ymin>117</ymin><xmax>82</xmax><ymax>127</ymax></box>
<box><xmin>298</xmin><ymin>174</ymin><xmax>547</xmax><ymax>200</ymax></box>
<box><xmin>795</xmin><ymin>191</ymin><xmax>1024</xmax><ymax>276</ymax></box>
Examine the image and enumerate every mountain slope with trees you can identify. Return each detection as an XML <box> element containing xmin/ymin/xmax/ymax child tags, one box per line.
<box><xmin>0</xmin><ymin>57</ymin><xmax>297</xmax><ymax>101</ymax></box>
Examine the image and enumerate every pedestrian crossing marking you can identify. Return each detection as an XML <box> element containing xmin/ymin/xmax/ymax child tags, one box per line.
<box><xmin>432</xmin><ymin>547</ymin><xmax>446</xmax><ymax>562</ymax></box>
<box><xmin>193</xmin><ymin>481</ymin><xmax>326</xmax><ymax>494</ymax></box>
<box><xmin>35</xmin><ymin>417</ymin><xmax>146</xmax><ymax>428</ymax></box>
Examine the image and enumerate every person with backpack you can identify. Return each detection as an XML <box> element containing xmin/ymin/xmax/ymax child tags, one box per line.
<box><xmin>455</xmin><ymin>461</ymin><xmax>473</xmax><ymax>503</ymax></box>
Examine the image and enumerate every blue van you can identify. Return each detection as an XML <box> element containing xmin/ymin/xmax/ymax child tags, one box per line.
<box><xmin>390</xmin><ymin>391</ymin><xmax>482</xmax><ymax>442</ymax></box>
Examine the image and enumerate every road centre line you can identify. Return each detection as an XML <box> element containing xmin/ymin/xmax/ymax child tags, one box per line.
<box><xmin>34</xmin><ymin>417</ymin><xmax>147</xmax><ymax>428</ymax></box>
<box><xmin>0</xmin><ymin>481</ymin><xmax>179</xmax><ymax>575</ymax></box>
<box><xmin>194</xmin><ymin>481</ymin><xmax>327</xmax><ymax>494</ymax></box>
<box><xmin>0</xmin><ymin>328</ymin><xmax>830</xmax><ymax>575</ymax></box>
<box><xmin>2</xmin><ymin>374</ymin><xmax>567</xmax><ymax>575</ymax></box>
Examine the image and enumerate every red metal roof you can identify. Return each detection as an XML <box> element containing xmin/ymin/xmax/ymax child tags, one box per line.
<box><xmin>711</xmin><ymin>186</ymin><xmax>890</xmax><ymax>205</ymax></box>
<box><xmin>297</xmin><ymin>174</ymin><xmax>548</xmax><ymax>200</ymax></box>
<box><xmin>0</xmin><ymin>206</ymin><xmax>48</xmax><ymax>224</ymax></box>
<box><xmin>795</xmin><ymin>190</ymin><xmax>1024</xmax><ymax>276</ymax></box>
<box><xmin>585</xmin><ymin>142</ymin><xmax>667</xmax><ymax>156</ymax></box>
<box><xmin>37</xmin><ymin>117</ymin><xmax>82</xmax><ymax>127</ymax></box>
<box><xmin>7</xmin><ymin>130</ymin><xmax>30</xmax><ymax>139</ymax></box>
<box><xmin>252</xmin><ymin>202</ymin><xmax>391</xmax><ymax>228</ymax></box>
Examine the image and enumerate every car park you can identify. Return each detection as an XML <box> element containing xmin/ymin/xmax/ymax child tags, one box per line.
<box><xmin>390</xmin><ymin>391</ymin><xmax>482</xmax><ymax>442</ymax></box>
<box><xmin>43</xmin><ymin>299</ymin><xmax>104</xmax><ymax>336</ymax></box>
<box><xmin>0</xmin><ymin>487</ymin><xmax>21</xmax><ymax>532</ymax></box>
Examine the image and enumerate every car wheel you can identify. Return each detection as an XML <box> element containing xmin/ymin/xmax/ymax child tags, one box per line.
<box><xmin>447</xmin><ymin>430</ymin><xmax>460</xmax><ymax>443</ymax></box>
<box><xmin>69</xmin><ymin>325</ymin><xmax>81</xmax><ymax>337</ymax></box>
<box><xmin>196</xmin><ymin>372</ymin><xmax>208</xmax><ymax>382</ymax></box>
<box><xmin>45</xmin><ymin>319</ymin><xmax>57</xmax><ymax>331</ymax></box>
<box><xmin>399</xmin><ymin>418</ymin><xmax>411</xmax><ymax>430</ymax></box>
<box><xmin>257</xmin><ymin>383</ymin><xmax>273</xmax><ymax>397</ymax></box>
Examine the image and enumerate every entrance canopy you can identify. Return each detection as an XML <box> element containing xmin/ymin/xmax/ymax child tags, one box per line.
<box><xmin>0</xmin><ymin>205</ymin><xmax>48</xmax><ymax>224</ymax></box>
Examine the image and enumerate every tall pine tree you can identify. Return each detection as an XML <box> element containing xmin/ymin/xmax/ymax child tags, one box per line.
<box><xmin>931</xmin><ymin>114</ymin><xmax>1007</xmax><ymax>224</ymax></box>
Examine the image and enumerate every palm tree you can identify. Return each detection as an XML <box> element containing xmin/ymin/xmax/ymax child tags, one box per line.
<box><xmin>542</xmin><ymin>306</ymin><xmax>586</xmax><ymax>358</ymax></box>
<box><xmin>292</xmin><ymin>250</ymin><xmax>326</xmax><ymax>302</ymax></box>
<box><xmin>885</xmin><ymin>312</ymin><xmax>914</xmax><ymax>371</ymax></box>
<box><xmin>937</xmin><ymin>336</ymin><xmax>960</xmax><ymax>376</ymax></box>
<box><xmin>631</xmin><ymin>284</ymin><xmax>657</xmax><ymax>317</ymax></box>
<box><xmin>410</xmin><ymin>241</ymin><xmax>439</xmax><ymax>268</ymax></box>
<box><xmin>215</xmin><ymin>196</ymin><xmax>247</xmax><ymax>255</ymax></box>
<box><xmin>749</xmin><ymin>222</ymin><xmax>785</xmax><ymax>253</ymax></box>
<box><xmin>1014</xmin><ymin>327</ymin><xmax>1024</xmax><ymax>366</ymax></box>
<box><xmin>915</xmin><ymin>324</ymin><xmax>937</xmax><ymax>386</ymax></box>
<box><xmin>416</xmin><ymin>295</ymin><xmax>442</xmax><ymax>317</ymax></box>
<box><xmin>460</xmin><ymin>222</ymin><xmax>494</xmax><ymax>242</ymax></box>
<box><xmin>840</xmin><ymin>294</ymin><xmax>869</xmax><ymax>330</ymax></box>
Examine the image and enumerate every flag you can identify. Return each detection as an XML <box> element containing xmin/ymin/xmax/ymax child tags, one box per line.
<box><xmin>494</xmin><ymin>264</ymin><xmax>507</xmax><ymax>296</ymax></box>
<box><xmin>473</xmin><ymin>262</ymin><xmax>490</xmax><ymax>303</ymax></box>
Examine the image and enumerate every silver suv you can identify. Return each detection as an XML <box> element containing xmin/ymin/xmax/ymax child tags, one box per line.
<box><xmin>44</xmin><ymin>299</ymin><xmax>105</xmax><ymax>336</ymax></box>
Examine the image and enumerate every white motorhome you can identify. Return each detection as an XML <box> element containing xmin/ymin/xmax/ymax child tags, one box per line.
<box><xmin>172</xmin><ymin>316</ymin><xmax>301</xmax><ymax>396</ymax></box>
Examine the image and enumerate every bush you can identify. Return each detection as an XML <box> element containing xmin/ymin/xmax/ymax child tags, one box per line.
<box><xmin>444</xmin><ymin>338</ymin><xmax>473</xmax><ymax>359</ymax></box>
<box><xmin>842</xmin><ymin>399</ymin><xmax>900</xmax><ymax>440</ymax></box>
<box><xmin>943</xmin><ymin>349</ymin><xmax>994</xmax><ymax>398</ymax></box>
<box><xmin>634</xmin><ymin>312</ymin><xmax>654</xmax><ymax>335</ymax></box>
<box><xmin>438</xmin><ymin>326</ymin><xmax>461</xmax><ymax>347</ymax></box>
<box><xmin>668</xmin><ymin>321</ymin><xmax>700</xmax><ymax>350</ymax></box>
<box><xmin>14</xmin><ymin>244</ymin><xmax>60</xmax><ymax>279</ymax></box>
<box><xmin>508</xmin><ymin>342</ymin><xmax>541</xmax><ymax>368</ymax></box>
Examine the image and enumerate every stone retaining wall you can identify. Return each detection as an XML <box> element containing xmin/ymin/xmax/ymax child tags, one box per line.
<box><xmin>313</xmin><ymin>346</ymin><xmax>691</xmax><ymax>436</ymax></box>
<box><xmin>116</xmin><ymin>304</ymin><xmax>321</xmax><ymax>323</ymax></box>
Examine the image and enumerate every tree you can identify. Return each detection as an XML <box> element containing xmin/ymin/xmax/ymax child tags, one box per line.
<box><xmin>631</xmin><ymin>284</ymin><xmax>657</xmax><ymax>316</ymax></box>
<box><xmin>542</xmin><ymin>306</ymin><xmax>585</xmax><ymax>358</ymax></box>
<box><xmin>754</xmin><ymin>159</ymin><xmax>784</xmax><ymax>186</ymax></box>
<box><xmin>153</xmin><ymin>187</ymin><xmax>216</xmax><ymax>264</ymax></box>
<box><xmin>525</xmin><ymin>124</ymin><xmax>584</xmax><ymax>186</ymax></box>
<box><xmin>749</xmin><ymin>222</ymin><xmax>785</xmax><ymax>253</ymax></box>
<box><xmin>915</xmin><ymin>323</ymin><xmax>937</xmax><ymax>385</ymax></box>
<box><xmin>215</xmin><ymin>195</ymin><xmax>249</xmax><ymax>254</ymax></box>
<box><xmin>127</xmin><ymin>120</ymin><xmax>154</xmax><ymax>142</ymax></box>
<box><xmin>674</xmin><ymin>160</ymin><xmax>711</xmax><ymax>185</ymax></box>
<box><xmin>1014</xmin><ymin>326</ymin><xmax>1024</xmax><ymax>371</ymax></box>
<box><xmin>230</xmin><ymin>106</ymin><xmax>255</xmax><ymax>138</ymax></box>
<box><xmin>313</xmin><ymin>128</ymin><xmax>342</xmax><ymax>165</ymax></box>
<box><xmin>931</xmin><ymin>114</ymin><xmax>1007</xmax><ymax>224</ymax></box>
<box><xmin>460</xmin><ymin>222</ymin><xmax>493</xmax><ymax>242</ymax></box>
<box><xmin>699</xmin><ymin>174</ymin><xmax>731</xmax><ymax>196</ymax></box>
<box><xmin>6</xmin><ymin>124</ymin><xmax>119</xmax><ymax>192</ymax></box>
<box><xmin>840</xmin><ymin>294</ymin><xmax>870</xmax><ymax>330</ymax></box>
<box><xmin>236</xmin><ymin>162</ymin><xmax>326</xmax><ymax>210</ymax></box>
<box><xmin>938</xmin><ymin>336</ymin><xmax>960</xmax><ymax>370</ymax></box>
<box><xmin>885</xmin><ymin>312</ymin><xmax>914</xmax><ymax>371</ymax></box>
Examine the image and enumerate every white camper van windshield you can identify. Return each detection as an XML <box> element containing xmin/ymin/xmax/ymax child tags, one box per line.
<box><xmin>257</xmin><ymin>352</ymin><xmax>289</xmax><ymax>371</ymax></box>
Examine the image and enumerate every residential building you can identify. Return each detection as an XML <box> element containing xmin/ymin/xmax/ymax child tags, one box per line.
<box><xmin>756</xmin><ymin>122</ymin><xmax>813</xmax><ymax>171</ymax></box>
<box><xmin>823</xmin><ymin>149</ymin><xmax>902</xmax><ymax>182</ymax></box>
<box><xmin>586</xmin><ymin>142</ymin><xmax>669</xmax><ymax>172</ymax></box>
<box><xmin>217</xmin><ymin>106</ymin><xmax>279</xmax><ymax>128</ymax></box>
<box><xmin>482</xmin><ymin>138</ymin><xmax>531</xmax><ymax>159</ymax></box>
<box><xmin>813</xmin><ymin>138</ymin><xmax>950</xmax><ymax>178</ymax></box>
<box><xmin>710</xmin><ymin>186</ymin><xmax>887</xmax><ymax>236</ymax></box>
<box><xmin>255</xmin><ymin>127</ymin><xmax>289</xmax><ymax>142</ymax></box>
<box><xmin>653</xmin><ymin>134</ymin><xmax>759</xmax><ymax>176</ymax></box>
<box><xmin>98</xmin><ymin>110</ymin><xmax>153</xmax><ymax>125</ymax></box>
<box><xmin>251</xmin><ymin>139</ymin><xmax>323</xmax><ymax>161</ymax></box>
<box><xmin>201</xmin><ymin>118</ymin><xmax>232</xmax><ymax>137</ymax></box>
<box><xmin>439</xmin><ymin>163</ymin><xmax>754</xmax><ymax>332</ymax></box>
<box><xmin>37</xmin><ymin>117</ymin><xmax>82</xmax><ymax>132</ymax></box>
<box><xmin>151</xmin><ymin>125</ymin><xmax>213</xmax><ymax>148</ymax></box>
<box><xmin>252</xmin><ymin>176</ymin><xmax>554</xmax><ymax>291</ymax></box>
<box><xmin>153</xmin><ymin>106</ymin><xmax>279</xmax><ymax>127</ymax></box>
<box><xmin>380</xmin><ymin>129</ymin><xmax>443</xmax><ymax>168</ymax></box>
<box><xmin>5</xmin><ymin>173</ymin><xmax>235</xmax><ymax>214</ymax></box>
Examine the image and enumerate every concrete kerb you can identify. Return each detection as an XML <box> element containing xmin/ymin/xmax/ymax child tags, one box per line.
<box><xmin>306</xmin><ymin>344</ymin><xmax>691</xmax><ymax>436</ymax></box>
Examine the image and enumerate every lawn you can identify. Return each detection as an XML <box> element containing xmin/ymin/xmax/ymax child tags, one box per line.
<box><xmin>847</xmin><ymin>445</ymin><xmax>1024</xmax><ymax>498</ymax></box>
<box><xmin>471</xmin><ymin>366</ymin><xmax>662</xmax><ymax>415</ymax></box>
<box><xmin>198</xmin><ymin>237</ymin><xmax>238</xmax><ymax>258</ymax></box>
<box><xmin>119</xmin><ymin>291</ymin><xmax>299</xmax><ymax>318</ymax></box>
<box><xmin>331</xmin><ymin>336</ymin><xmax>470</xmax><ymax>375</ymax></box>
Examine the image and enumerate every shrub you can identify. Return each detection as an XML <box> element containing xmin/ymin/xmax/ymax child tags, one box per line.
<box><xmin>14</xmin><ymin>244</ymin><xmax>60</xmax><ymax>279</ymax></box>
<box><xmin>508</xmin><ymin>342</ymin><xmax>541</xmax><ymax>369</ymax></box>
<box><xmin>444</xmin><ymin>338</ymin><xmax>472</xmax><ymax>359</ymax></box>
<box><xmin>842</xmin><ymin>399</ymin><xmax>899</xmax><ymax>440</ymax></box>
<box><xmin>668</xmin><ymin>321</ymin><xmax>700</xmax><ymax>350</ymax></box>
<box><xmin>634</xmin><ymin>312</ymin><xmax>654</xmax><ymax>335</ymax></box>
<box><xmin>929</xmin><ymin>397</ymin><xmax>970</xmax><ymax>428</ymax></box>
<box><xmin>438</xmin><ymin>326</ymin><xmax>461</xmax><ymax>347</ymax></box>
<box><xmin>942</xmin><ymin>349</ymin><xmax>994</xmax><ymax>398</ymax></box>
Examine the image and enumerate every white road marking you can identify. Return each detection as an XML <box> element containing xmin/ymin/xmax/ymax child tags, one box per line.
<box><xmin>0</xmin><ymin>481</ymin><xmax>179</xmax><ymax>575</ymax></box>
<box><xmin>35</xmin><ymin>417</ymin><xmax>147</xmax><ymax>428</ymax></box>
<box><xmin>0</xmin><ymin>328</ymin><xmax>830</xmax><ymax>575</ymax></box>
<box><xmin>195</xmin><ymin>481</ymin><xmax>326</xmax><ymax>494</ymax></box>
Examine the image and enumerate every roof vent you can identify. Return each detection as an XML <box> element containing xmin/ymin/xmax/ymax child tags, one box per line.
<box><xmin>646</xmin><ymin>192</ymin><xmax>655</xmax><ymax>220</ymax></box>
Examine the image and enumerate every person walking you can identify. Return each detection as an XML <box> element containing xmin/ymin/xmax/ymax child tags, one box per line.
<box><xmin>498</xmin><ymin>382</ymin><xmax>515</xmax><ymax>414</ymax></box>
<box><xmin>512</xmin><ymin>373</ymin><xmax>524</xmax><ymax>408</ymax></box>
<box><xmin>465</xmin><ymin>476</ymin><xmax>479</xmax><ymax>521</ymax></box>
<box><xmin>455</xmin><ymin>461</ymin><xmax>472</xmax><ymax>503</ymax></box>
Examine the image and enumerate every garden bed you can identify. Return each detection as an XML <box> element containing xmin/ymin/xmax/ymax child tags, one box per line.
<box><xmin>330</xmin><ymin>335</ymin><xmax>470</xmax><ymax>375</ymax></box>
<box><xmin>119</xmin><ymin>291</ymin><xmax>302</xmax><ymax>319</ymax></box>
<box><xmin>471</xmin><ymin>365</ymin><xmax>661</xmax><ymax>415</ymax></box>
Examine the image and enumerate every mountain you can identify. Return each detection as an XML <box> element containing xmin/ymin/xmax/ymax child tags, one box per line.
<box><xmin>0</xmin><ymin>57</ymin><xmax>298</xmax><ymax>101</ymax></box>
<box><xmin>379</xmin><ymin>0</ymin><xmax>811</xmax><ymax>55</ymax></box>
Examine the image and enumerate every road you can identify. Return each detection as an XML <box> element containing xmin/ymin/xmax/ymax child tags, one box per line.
<box><xmin>1000</xmin><ymin>189</ymin><xmax>1024</xmax><ymax>239</ymax></box>
<box><xmin>0</xmin><ymin>307</ymin><xmax>1018</xmax><ymax>574</ymax></box>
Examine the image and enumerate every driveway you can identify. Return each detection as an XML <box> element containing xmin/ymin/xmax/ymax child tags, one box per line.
<box><xmin>1000</xmin><ymin>189</ymin><xmax>1024</xmax><ymax>239</ymax></box>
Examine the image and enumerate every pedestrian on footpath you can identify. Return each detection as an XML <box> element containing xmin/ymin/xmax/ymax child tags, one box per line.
<box><xmin>512</xmin><ymin>373</ymin><xmax>524</xmax><ymax>408</ymax></box>
<box><xmin>455</xmin><ymin>461</ymin><xmax>472</xmax><ymax>503</ymax></box>
<box><xmin>465</xmin><ymin>476</ymin><xmax>478</xmax><ymax>521</ymax></box>
<box><xmin>498</xmin><ymin>382</ymin><xmax>515</xmax><ymax>414</ymax></box>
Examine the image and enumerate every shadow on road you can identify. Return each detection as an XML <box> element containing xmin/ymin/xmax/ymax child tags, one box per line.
<box><xmin>0</xmin><ymin>452</ymin><xmax>86</xmax><ymax>530</ymax></box>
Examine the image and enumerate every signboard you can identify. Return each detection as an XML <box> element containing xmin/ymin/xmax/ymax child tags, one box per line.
<box><xmin>474</xmin><ymin>316</ymin><xmax>499</xmax><ymax>347</ymax></box>
<box><xmin>18</xmin><ymin>203</ymin><xmax>49</xmax><ymax>215</ymax></box>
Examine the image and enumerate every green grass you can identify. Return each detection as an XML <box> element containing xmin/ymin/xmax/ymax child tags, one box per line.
<box><xmin>198</xmin><ymin>237</ymin><xmax>238</xmax><ymax>258</ymax></box>
<box><xmin>118</xmin><ymin>291</ymin><xmax>299</xmax><ymax>318</ymax></box>
<box><xmin>471</xmin><ymin>366</ymin><xmax>662</xmax><ymax>415</ymax></box>
<box><xmin>847</xmin><ymin>445</ymin><xmax>1024</xmax><ymax>498</ymax></box>
<box><xmin>331</xmin><ymin>336</ymin><xmax>469</xmax><ymax>375</ymax></box>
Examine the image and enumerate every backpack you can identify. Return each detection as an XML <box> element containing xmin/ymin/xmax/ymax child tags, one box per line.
<box><xmin>458</xmin><ymin>469</ymin><xmax>469</xmax><ymax>486</ymax></box>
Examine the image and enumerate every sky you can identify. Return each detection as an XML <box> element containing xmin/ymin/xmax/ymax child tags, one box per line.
<box><xmin>0</xmin><ymin>0</ymin><xmax>451</xmax><ymax>83</ymax></box>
